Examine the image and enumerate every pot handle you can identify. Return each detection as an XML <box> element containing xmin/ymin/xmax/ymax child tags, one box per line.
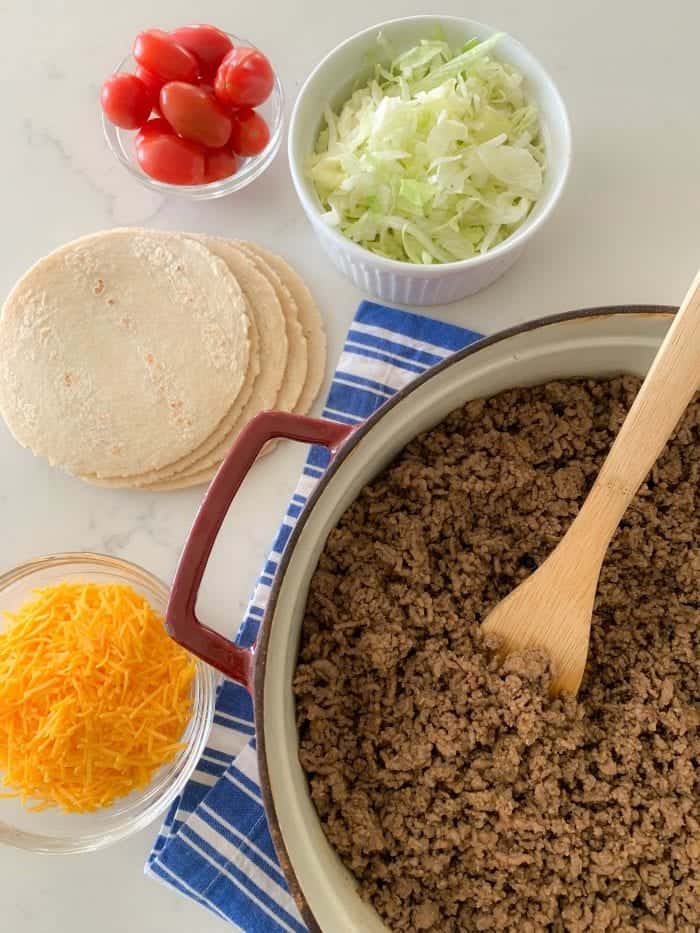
<box><xmin>166</xmin><ymin>411</ymin><xmax>355</xmax><ymax>691</ymax></box>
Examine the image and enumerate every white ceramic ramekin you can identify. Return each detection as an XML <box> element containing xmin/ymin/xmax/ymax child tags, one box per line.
<box><xmin>288</xmin><ymin>15</ymin><xmax>571</xmax><ymax>306</ymax></box>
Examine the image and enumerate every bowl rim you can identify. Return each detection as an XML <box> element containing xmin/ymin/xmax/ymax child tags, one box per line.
<box><xmin>0</xmin><ymin>551</ymin><xmax>168</xmax><ymax>591</ymax></box>
<box><xmin>102</xmin><ymin>31</ymin><xmax>284</xmax><ymax>200</ymax></box>
<box><xmin>288</xmin><ymin>13</ymin><xmax>572</xmax><ymax>273</ymax></box>
<box><xmin>254</xmin><ymin>304</ymin><xmax>676</xmax><ymax>931</ymax></box>
<box><xmin>0</xmin><ymin>551</ymin><xmax>216</xmax><ymax>854</ymax></box>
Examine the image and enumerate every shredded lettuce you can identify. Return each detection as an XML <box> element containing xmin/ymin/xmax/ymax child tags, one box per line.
<box><xmin>307</xmin><ymin>34</ymin><xmax>545</xmax><ymax>264</ymax></box>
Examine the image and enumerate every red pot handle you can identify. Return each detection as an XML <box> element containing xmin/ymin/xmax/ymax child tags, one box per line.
<box><xmin>166</xmin><ymin>411</ymin><xmax>354</xmax><ymax>692</ymax></box>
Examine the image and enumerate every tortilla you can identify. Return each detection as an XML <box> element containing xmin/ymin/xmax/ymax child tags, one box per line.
<box><xmin>132</xmin><ymin>242</ymin><xmax>319</xmax><ymax>487</ymax></box>
<box><xmin>234</xmin><ymin>243</ymin><xmax>308</xmax><ymax>413</ymax></box>
<box><xmin>140</xmin><ymin>244</ymin><xmax>328</xmax><ymax>491</ymax></box>
<box><xmin>88</xmin><ymin>236</ymin><xmax>287</xmax><ymax>487</ymax></box>
<box><xmin>136</xmin><ymin>463</ymin><xmax>218</xmax><ymax>491</ymax></box>
<box><xmin>0</xmin><ymin>229</ymin><xmax>250</xmax><ymax>478</ymax></box>
<box><xmin>237</xmin><ymin>242</ymin><xmax>326</xmax><ymax>414</ymax></box>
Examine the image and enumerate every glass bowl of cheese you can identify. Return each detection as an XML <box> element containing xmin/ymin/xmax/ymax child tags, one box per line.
<box><xmin>0</xmin><ymin>553</ymin><xmax>216</xmax><ymax>853</ymax></box>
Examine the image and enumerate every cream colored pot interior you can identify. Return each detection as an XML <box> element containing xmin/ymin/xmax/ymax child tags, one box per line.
<box><xmin>262</xmin><ymin>312</ymin><xmax>670</xmax><ymax>932</ymax></box>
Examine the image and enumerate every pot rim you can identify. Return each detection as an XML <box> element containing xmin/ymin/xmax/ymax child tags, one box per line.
<box><xmin>254</xmin><ymin>303</ymin><xmax>675</xmax><ymax>931</ymax></box>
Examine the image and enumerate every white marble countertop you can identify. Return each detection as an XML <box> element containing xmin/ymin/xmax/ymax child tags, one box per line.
<box><xmin>1</xmin><ymin>0</ymin><xmax>698</xmax><ymax>930</ymax></box>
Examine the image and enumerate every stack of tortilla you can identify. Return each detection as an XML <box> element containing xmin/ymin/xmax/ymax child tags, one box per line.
<box><xmin>0</xmin><ymin>228</ymin><xmax>326</xmax><ymax>490</ymax></box>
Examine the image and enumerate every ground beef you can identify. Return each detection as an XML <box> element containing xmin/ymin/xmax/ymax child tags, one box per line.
<box><xmin>293</xmin><ymin>377</ymin><xmax>699</xmax><ymax>932</ymax></box>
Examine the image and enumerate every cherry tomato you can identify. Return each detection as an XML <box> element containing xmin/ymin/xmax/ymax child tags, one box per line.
<box><xmin>160</xmin><ymin>81</ymin><xmax>232</xmax><ymax>148</ymax></box>
<box><xmin>204</xmin><ymin>148</ymin><xmax>238</xmax><ymax>183</ymax></box>
<box><xmin>136</xmin><ymin>65</ymin><xmax>166</xmax><ymax>113</ymax></box>
<box><xmin>214</xmin><ymin>47</ymin><xmax>274</xmax><ymax>108</ymax></box>
<box><xmin>101</xmin><ymin>73</ymin><xmax>154</xmax><ymax>129</ymax></box>
<box><xmin>229</xmin><ymin>108</ymin><xmax>270</xmax><ymax>156</ymax></box>
<box><xmin>136</xmin><ymin>133</ymin><xmax>206</xmax><ymax>185</ymax></box>
<box><xmin>135</xmin><ymin>117</ymin><xmax>174</xmax><ymax>150</ymax></box>
<box><xmin>133</xmin><ymin>29</ymin><xmax>198</xmax><ymax>83</ymax></box>
<box><xmin>169</xmin><ymin>25</ymin><xmax>233</xmax><ymax>80</ymax></box>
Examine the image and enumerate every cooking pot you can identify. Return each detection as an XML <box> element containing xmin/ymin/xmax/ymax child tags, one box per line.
<box><xmin>167</xmin><ymin>305</ymin><xmax>674</xmax><ymax>932</ymax></box>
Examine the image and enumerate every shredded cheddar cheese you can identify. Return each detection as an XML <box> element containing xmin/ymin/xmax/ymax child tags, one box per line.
<box><xmin>0</xmin><ymin>582</ymin><xmax>195</xmax><ymax>813</ymax></box>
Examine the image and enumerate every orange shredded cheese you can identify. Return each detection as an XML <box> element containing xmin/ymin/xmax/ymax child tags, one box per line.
<box><xmin>0</xmin><ymin>582</ymin><xmax>195</xmax><ymax>813</ymax></box>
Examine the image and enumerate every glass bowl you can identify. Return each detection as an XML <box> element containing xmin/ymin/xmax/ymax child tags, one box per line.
<box><xmin>0</xmin><ymin>553</ymin><xmax>216</xmax><ymax>853</ymax></box>
<box><xmin>102</xmin><ymin>32</ymin><xmax>284</xmax><ymax>200</ymax></box>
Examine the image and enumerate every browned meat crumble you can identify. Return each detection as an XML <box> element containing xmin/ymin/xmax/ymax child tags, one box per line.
<box><xmin>294</xmin><ymin>377</ymin><xmax>699</xmax><ymax>932</ymax></box>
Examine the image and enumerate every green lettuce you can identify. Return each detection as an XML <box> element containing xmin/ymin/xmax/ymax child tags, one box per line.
<box><xmin>307</xmin><ymin>35</ymin><xmax>545</xmax><ymax>264</ymax></box>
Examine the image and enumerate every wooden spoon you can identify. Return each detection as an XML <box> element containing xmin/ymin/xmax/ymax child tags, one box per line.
<box><xmin>482</xmin><ymin>274</ymin><xmax>700</xmax><ymax>695</ymax></box>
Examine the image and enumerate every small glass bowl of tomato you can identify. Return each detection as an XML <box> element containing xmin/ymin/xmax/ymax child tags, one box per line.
<box><xmin>102</xmin><ymin>32</ymin><xmax>284</xmax><ymax>200</ymax></box>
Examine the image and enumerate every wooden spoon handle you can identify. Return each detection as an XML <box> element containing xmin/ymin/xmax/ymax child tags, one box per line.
<box><xmin>581</xmin><ymin>272</ymin><xmax>700</xmax><ymax>545</ymax></box>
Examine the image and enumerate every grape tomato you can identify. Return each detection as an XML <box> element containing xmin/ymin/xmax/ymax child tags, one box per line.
<box><xmin>204</xmin><ymin>148</ymin><xmax>238</xmax><ymax>183</ymax></box>
<box><xmin>169</xmin><ymin>25</ymin><xmax>233</xmax><ymax>80</ymax></box>
<box><xmin>135</xmin><ymin>117</ymin><xmax>174</xmax><ymax>149</ymax></box>
<box><xmin>102</xmin><ymin>24</ymin><xmax>277</xmax><ymax>187</ymax></box>
<box><xmin>214</xmin><ymin>47</ymin><xmax>274</xmax><ymax>108</ymax></box>
<box><xmin>160</xmin><ymin>82</ymin><xmax>232</xmax><ymax>149</ymax></box>
<box><xmin>133</xmin><ymin>29</ymin><xmax>198</xmax><ymax>83</ymax></box>
<box><xmin>136</xmin><ymin>66</ymin><xmax>166</xmax><ymax>110</ymax></box>
<box><xmin>229</xmin><ymin>108</ymin><xmax>270</xmax><ymax>156</ymax></box>
<box><xmin>136</xmin><ymin>133</ymin><xmax>206</xmax><ymax>184</ymax></box>
<box><xmin>101</xmin><ymin>73</ymin><xmax>154</xmax><ymax>129</ymax></box>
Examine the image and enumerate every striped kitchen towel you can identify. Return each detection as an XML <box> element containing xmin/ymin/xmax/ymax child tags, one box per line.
<box><xmin>146</xmin><ymin>300</ymin><xmax>483</xmax><ymax>931</ymax></box>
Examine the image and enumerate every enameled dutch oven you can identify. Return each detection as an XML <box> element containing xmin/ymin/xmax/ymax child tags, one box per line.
<box><xmin>167</xmin><ymin>305</ymin><xmax>674</xmax><ymax>932</ymax></box>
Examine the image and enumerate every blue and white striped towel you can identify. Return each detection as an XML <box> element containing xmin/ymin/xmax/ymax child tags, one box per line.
<box><xmin>146</xmin><ymin>301</ymin><xmax>483</xmax><ymax>931</ymax></box>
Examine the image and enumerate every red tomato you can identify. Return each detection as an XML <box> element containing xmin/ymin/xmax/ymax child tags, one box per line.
<box><xmin>160</xmin><ymin>81</ymin><xmax>232</xmax><ymax>148</ymax></box>
<box><xmin>136</xmin><ymin>133</ymin><xmax>206</xmax><ymax>184</ymax></box>
<box><xmin>133</xmin><ymin>29</ymin><xmax>198</xmax><ymax>83</ymax></box>
<box><xmin>229</xmin><ymin>108</ymin><xmax>270</xmax><ymax>156</ymax></box>
<box><xmin>214</xmin><ymin>47</ymin><xmax>274</xmax><ymax>108</ymax></box>
<box><xmin>101</xmin><ymin>73</ymin><xmax>154</xmax><ymax>129</ymax></box>
<box><xmin>169</xmin><ymin>25</ymin><xmax>233</xmax><ymax>80</ymax></box>
<box><xmin>136</xmin><ymin>65</ymin><xmax>166</xmax><ymax>112</ymax></box>
<box><xmin>204</xmin><ymin>148</ymin><xmax>238</xmax><ymax>183</ymax></box>
<box><xmin>135</xmin><ymin>117</ymin><xmax>174</xmax><ymax>150</ymax></box>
